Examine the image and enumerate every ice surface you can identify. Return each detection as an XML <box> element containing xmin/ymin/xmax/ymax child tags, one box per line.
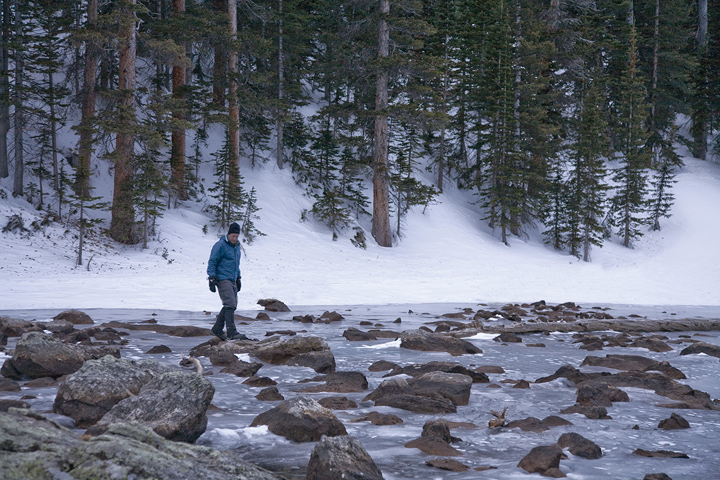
<box><xmin>2</xmin><ymin>304</ymin><xmax>720</xmax><ymax>479</ymax></box>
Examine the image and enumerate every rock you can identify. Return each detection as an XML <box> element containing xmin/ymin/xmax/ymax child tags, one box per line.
<box><xmin>400</xmin><ymin>329</ymin><xmax>482</xmax><ymax>356</ymax></box>
<box><xmin>580</xmin><ymin>354</ymin><xmax>686</xmax><ymax>379</ymax></box>
<box><xmin>53</xmin><ymin>355</ymin><xmax>169</xmax><ymax>428</ymax></box>
<box><xmin>557</xmin><ymin>432</ymin><xmax>602</xmax><ymax>459</ymax></box>
<box><xmin>368</xmin><ymin>360</ymin><xmax>399</xmax><ymax>372</ymax></box>
<box><xmin>658</xmin><ymin>412</ymin><xmax>690</xmax><ymax>430</ymax></box>
<box><xmin>0</xmin><ymin>399</ymin><xmax>30</xmax><ymax>412</ymax></box>
<box><xmin>300</xmin><ymin>371</ymin><xmax>369</xmax><ymax>393</ymax></box>
<box><xmin>256</xmin><ymin>312</ymin><xmax>272</xmax><ymax>320</ymax></box>
<box><xmin>306</xmin><ymin>435</ymin><xmax>384</xmax><ymax>480</ymax></box>
<box><xmin>385</xmin><ymin>360</ymin><xmax>488</xmax><ymax>383</ymax></box>
<box><xmin>513</xmin><ymin>379</ymin><xmax>531</xmax><ymax>389</ymax></box>
<box><xmin>257</xmin><ymin>299</ymin><xmax>290</xmax><ymax>312</ymax></box>
<box><xmin>2</xmin><ymin>331</ymin><xmax>86</xmax><ymax>379</ymax></box>
<box><xmin>319</xmin><ymin>311</ymin><xmax>345</xmax><ymax>322</ymax></box>
<box><xmin>285</xmin><ymin>350</ymin><xmax>336</xmax><ymax>374</ymax></box>
<box><xmin>256</xmin><ymin>387</ymin><xmax>284</xmax><ymax>401</ymax></box>
<box><xmin>342</xmin><ymin>327</ymin><xmax>377</xmax><ymax>341</ymax></box>
<box><xmin>243</xmin><ymin>376</ymin><xmax>277</xmax><ymax>387</ymax></box>
<box><xmin>209</xmin><ymin>349</ymin><xmax>239</xmax><ymax>366</ymax></box>
<box><xmin>474</xmin><ymin>365</ymin><xmax>505</xmax><ymax>374</ymax></box>
<box><xmin>0</xmin><ymin>410</ymin><xmax>280</xmax><ymax>480</ymax></box>
<box><xmin>0</xmin><ymin>316</ymin><xmax>43</xmax><ymax>337</ymax></box>
<box><xmin>374</xmin><ymin>394</ymin><xmax>456</xmax><ymax>414</ymax></box>
<box><xmin>407</xmin><ymin>371</ymin><xmax>473</xmax><ymax>406</ymax></box>
<box><xmin>643</xmin><ymin>474</ymin><xmax>673</xmax><ymax>480</ymax></box>
<box><xmin>517</xmin><ymin>444</ymin><xmax>564</xmax><ymax>475</ymax></box>
<box><xmin>0</xmin><ymin>377</ymin><xmax>21</xmax><ymax>392</ymax></box>
<box><xmin>42</xmin><ymin>319</ymin><xmax>76</xmax><ymax>335</ymax></box>
<box><xmin>251</xmin><ymin>335</ymin><xmax>330</xmax><ymax>364</ymax></box>
<box><xmin>405</xmin><ymin>436</ymin><xmax>462</xmax><ymax>456</ymax></box>
<box><xmin>425</xmin><ymin>458</ymin><xmax>469</xmax><ymax>471</ymax></box>
<box><xmin>221</xmin><ymin>360</ymin><xmax>264</xmax><ymax>377</ymax></box>
<box><xmin>559</xmin><ymin>405</ymin><xmax>610</xmax><ymax>419</ymax></box>
<box><xmin>100</xmin><ymin>321</ymin><xmax>211</xmax><ymax>337</ymax></box>
<box><xmin>680</xmin><ymin>341</ymin><xmax>720</xmax><ymax>359</ymax></box>
<box><xmin>363</xmin><ymin>377</ymin><xmax>414</xmax><ymax>402</ymax></box>
<box><xmin>86</xmin><ymin>371</ymin><xmax>214</xmax><ymax>443</ymax></box>
<box><xmin>630</xmin><ymin>337</ymin><xmax>673</xmax><ymax>353</ymax></box>
<box><xmin>633</xmin><ymin>449</ymin><xmax>689</xmax><ymax>458</ymax></box>
<box><xmin>506</xmin><ymin>417</ymin><xmax>549</xmax><ymax>433</ymax></box>
<box><xmin>494</xmin><ymin>332</ymin><xmax>522</xmax><ymax>343</ymax></box>
<box><xmin>542</xmin><ymin>467</ymin><xmax>567</xmax><ymax>477</ymax></box>
<box><xmin>25</xmin><ymin>377</ymin><xmax>57</xmax><ymax>387</ymax></box>
<box><xmin>318</xmin><ymin>396</ymin><xmax>358</xmax><ymax>409</ymax></box>
<box><xmin>146</xmin><ymin>345</ymin><xmax>172</xmax><ymax>354</ymax></box>
<box><xmin>54</xmin><ymin>309</ymin><xmax>94</xmax><ymax>325</ymax></box>
<box><xmin>350</xmin><ymin>412</ymin><xmax>403</xmax><ymax>426</ymax></box>
<box><xmin>576</xmin><ymin>384</ymin><xmax>630</xmax><ymax>407</ymax></box>
<box><xmin>542</xmin><ymin>416</ymin><xmax>573</xmax><ymax>428</ymax></box>
<box><xmin>250</xmin><ymin>396</ymin><xmax>346</xmax><ymax>442</ymax></box>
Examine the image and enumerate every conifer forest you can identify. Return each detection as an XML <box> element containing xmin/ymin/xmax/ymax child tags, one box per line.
<box><xmin>0</xmin><ymin>0</ymin><xmax>718</xmax><ymax>261</ymax></box>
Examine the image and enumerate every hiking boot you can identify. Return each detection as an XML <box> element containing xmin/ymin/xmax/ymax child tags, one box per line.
<box><xmin>227</xmin><ymin>332</ymin><xmax>249</xmax><ymax>341</ymax></box>
<box><xmin>212</xmin><ymin>330</ymin><xmax>227</xmax><ymax>341</ymax></box>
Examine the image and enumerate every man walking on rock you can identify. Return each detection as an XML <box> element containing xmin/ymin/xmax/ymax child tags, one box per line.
<box><xmin>207</xmin><ymin>222</ymin><xmax>247</xmax><ymax>341</ymax></box>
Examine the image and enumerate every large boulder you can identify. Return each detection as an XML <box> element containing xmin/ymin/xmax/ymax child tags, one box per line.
<box><xmin>517</xmin><ymin>444</ymin><xmax>564</xmax><ymax>475</ymax></box>
<box><xmin>576</xmin><ymin>384</ymin><xmax>629</xmax><ymax>407</ymax></box>
<box><xmin>400</xmin><ymin>329</ymin><xmax>482</xmax><ymax>356</ymax></box>
<box><xmin>286</xmin><ymin>350</ymin><xmax>336</xmax><ymax>374</ymax></box>
<box><xmin>250</xmin><ymin>396</ymin><xmax>346</xmax><ymax>442</ymax></box>
<box><xmin>580</xmin><ymin>354</ymin><xmax>686</xmax><ymax>379</ymax></box>
<box><xmin>0</xmin><ymin>316</ymin><xmax>43</xmax><ymax>337</ymax></box>
<box><xmin>54</xmin><ymin>309</ymin><xmax>94</xmax><ymax>325</ymax></box>
<box><xmin>385</xmin><ymin>360</ymin><xmax>488</xmax><ymax>383</ymax></box>
<box><xmin>53</xmin><ymin>355</ymin><xmax>170</xmax><ymax>428</ymax></box>
<box><xmin>251</xmin><ymin>335</ymin><xmax>330</xmax><ymax>364</ymax></box>
<box><xmin>680</xmin><ymin>341</ymin><xmax>720</xmax><ymax>359</ymax></box>
<box><xmin>257</xmin><ymin>299</ymin><xmax>291</xmax><ymax>312</ymax></box>
<box><xmin>0</xmin><ymin>410</ymin><xmax>279</xmax><ymax>480</ymax></box>
<box><xmin>306</xmin><ymin>435</ymin><xmax>384</xmax><ymax>480</ymax></box>
<box><xmin>1</xmin><ymin>331</ymin><xmax>86</xmax><ymax>379</ymax></box>
<box><xmin>405</xmin><ymin>419</ymin><xmax>462</xmax><ymax>456</ymax></box>
<box><xmin>557</xmin><ymin>432</ymin><xmax>602</xmax><ymax>459</ymax></box>
<box><xmin>300</xmin><ymin>371</ymin><xmax>368</xmax><ymax>393</ymax></box>
<box><xmin>407</xmin><ymin>371</ymin><xmax>472</xmax><ymax>406</ymax></box>
<box><xmin>86</xmin><ymin>371</ymin><xmax>214</xmax><ymax>443</ymax></box>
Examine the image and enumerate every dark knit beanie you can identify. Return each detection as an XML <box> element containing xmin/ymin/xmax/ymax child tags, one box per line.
<box><xmin>228</xmin><ymin>222</ymin><xmax>240</xmax><ymax>235</ymax></box>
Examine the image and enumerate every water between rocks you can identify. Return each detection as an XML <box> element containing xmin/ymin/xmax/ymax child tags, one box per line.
<box><xmin>2</xmin><ymin>303</ymin><xmax>720</xmax><ymax>480</ymax></box>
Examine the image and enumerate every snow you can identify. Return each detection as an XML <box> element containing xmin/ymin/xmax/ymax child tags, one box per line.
<box><xmin>1</xmin><ymin>154</ymin><xmax>719</xmax><ymax>312</ymax></box>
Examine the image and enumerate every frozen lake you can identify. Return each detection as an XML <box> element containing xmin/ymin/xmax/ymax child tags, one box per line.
<box><xmin>2</xmin><ymin>302</ymin><xmax>720</xmax><ymax>479</ymax></box>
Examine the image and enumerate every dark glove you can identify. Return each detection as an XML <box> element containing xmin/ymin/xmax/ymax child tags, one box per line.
<box><xmin>208</xmin><ymin>276</ymin><xmax>217</xmax><ymax>293</ymax></box>
<box><xmin>236</xmin><ymin>277</ymin><xmax>242</xmax><ymax>292</ymax></box>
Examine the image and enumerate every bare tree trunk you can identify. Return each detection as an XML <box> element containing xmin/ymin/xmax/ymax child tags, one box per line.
<box><xmin>228</xmin><ymin>0</ymin><xmax>240</xmax><ymax>181</ymax></box>
<box><xmin>170</xmin><ymin>0</ymin><xmax>187</xmax><ymax>201</ymax></box>
<box><xmin>109</xmin><ymin>0</ymin><xmax>137</xmax><ymax>244</ymax></box>
<box><xmin>0</xmin><ymin>0</ymin><xmax>9</xmax><ymax>179</ymax></box>
<box><xmin>76</xmin><ymin>0</ymin><xmax>98</xmax><ymax>198</ymax></box>
<box><xmin>649</xmin><ymin>0</ymin><xmax>659</xmax><ymax>166</ymax></box>
<box><xmin>49</xmin><ymin>71</ymin><xmax>59</xmax><ymax>191</ymax></box>
<box><xmin>213</xmin><ymin>0</ymin><xmax>227</xmax><ymax>107</ymax></box>
<box><xmin>693</xmin><ymin>0</ymin><xmax>708</xmax><ymax>160</ymax></box>
<box><xmin>13</xmin><ymin>0</ymin><xmax>23</xmax><ymax>196</ymax></box>
<box><xmin>372</xmin><ymin>0</ymin><xmax>391</xmax><ymax>247</ymax></box>
<box><xmin>276</xmin><ymin>0</ymin><xmax>284</xmax><ymax>169</ymax></box>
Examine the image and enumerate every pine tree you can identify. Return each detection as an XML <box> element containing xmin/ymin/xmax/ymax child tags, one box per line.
<box><xmin>239</xmin><ymin>186</ymin><xmax>265</xmax><ymax>243</ymax></box>
<box><xmin>610</xmin><ymin>26</ymin><xmax>651</xmax><ymax>248</ymax></box>
<box><xmin>647</xmin><ymin>125</ymin><xmax>682</xmax><ymax>231</ymax></box>
<box><xmin>208</xmin><ymin>129</ymin><xmax>245</xmax><ymax>228</ymax></box>
<box><xmin>566</xmin><ymin>81</ymin><xmax>611</xmax><ymax>261</ymax></box>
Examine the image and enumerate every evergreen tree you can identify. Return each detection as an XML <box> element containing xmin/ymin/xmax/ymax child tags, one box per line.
<box><xmin>610</xmin><ymin>27</ymin><xmax>651</xmax><ymax>248</ymax></box>
<box><xmin>239</xmin><ymin>186</ymin><xmax>265</xmax><ymax>243</ymax></box>
<box><xmin>208</xmin><ymin>129</ymin><xmax>245</xmax><ymax>228</ymax></box>
<box><xmin>647</xmin><ymin>125</ymin><xmax>682</xmax><ymax>231</ymax></box>
<box><xmin>566</xmin><ymin>81</ymin><xmax>611</xmax><ymax>261</ymax></box>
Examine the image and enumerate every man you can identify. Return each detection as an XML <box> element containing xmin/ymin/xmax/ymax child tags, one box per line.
<box><xmin>207</xmin><ymin>222</ymin><xmax>246</xmax><ymax>341</ymax></box>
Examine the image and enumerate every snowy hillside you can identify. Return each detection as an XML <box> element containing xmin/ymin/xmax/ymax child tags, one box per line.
<box><xmin>1</xmin><ymin>147</ymin><xmax>719</xmax><ymax>311</ymax></box>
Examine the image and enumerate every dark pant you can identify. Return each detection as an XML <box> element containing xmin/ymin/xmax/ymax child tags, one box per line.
<box><xmin>212</xmin><ymin>280</ymin><xmax>238</xmax><ymax>336</ymax></box>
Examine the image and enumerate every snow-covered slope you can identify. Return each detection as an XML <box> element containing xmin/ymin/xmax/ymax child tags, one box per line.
<box><xmin>1</xmin><ymin>154</ymin><xmax>719</xmax><ymax>311</ymax></box>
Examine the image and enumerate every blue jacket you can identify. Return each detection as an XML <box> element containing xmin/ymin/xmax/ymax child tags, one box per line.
<box><xmin>207</xmin><ymin>235</ymin><xmax>241</xmax><ymax>281</ymax></box>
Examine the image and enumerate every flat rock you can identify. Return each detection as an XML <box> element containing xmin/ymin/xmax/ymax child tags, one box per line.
<box><xmin>350</xmin><ymin>412</ymin><xmax>403</xmax><ymax>425</ymax></box>
<box><xmin>425</xmin><ymin>458</ymin><xmax>469</xmax><ymax>471</ymax></box>
<box><xmin>400</xmin><ymin>329</ymin><xmax>482</xmax><ymax>356</ymax></box>
<box><xmin>633</xmin><ymin>449</ymin><xmax>689</xmax><ymax>458</ymax></box>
